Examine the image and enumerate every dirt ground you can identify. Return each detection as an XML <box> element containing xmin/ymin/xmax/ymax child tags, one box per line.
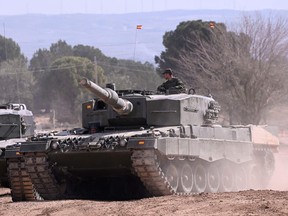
<box><xmin>1</xmin><ymin>188</ymin><xmax>288</xmax><ymax>216</ymax></box>
<box><xmin>1</xmin><ymin>152</ymin><xmax>288</xmax><ymax>216</ymax></box>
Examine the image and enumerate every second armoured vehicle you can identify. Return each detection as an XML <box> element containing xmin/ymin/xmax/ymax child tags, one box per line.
<box><xmin>6</xmin><ymin>78</ymin><xmax>279</xmax><ymax>200</ymax></box>
<box><xmin>0</xmin><ymin>103</ymin><xmax>36</xmax><ymax>201</ymax></box>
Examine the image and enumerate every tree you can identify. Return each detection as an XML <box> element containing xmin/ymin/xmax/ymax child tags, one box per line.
<box><xmin>0</xmin><ymin>35</ymin><xmax>25</xmax><ymax>64</ymax></box>
<box><xmin>231</xmin><ymin>15</ymin><xmax>288</xmax><ymax>124</ymax></box>
<box><xmin>49</xmin><ymin>40</ymin><xmax>73</xmax><ymax>59</ymax></box>
<box><xmin>32</xmin><ymin>42</ymin><xmax>161</xmax><ymax>92</ymax></box>
<box><xmin>37</xmin><ymin>56</ymin><xmax>106</xmax><ymax>124</ymax></box>
<box><xmin>30</xmin><ymin>40</ymin><xmax>75</xmax><ymax>113</ymax></box>
<box><xmin>155</xmin><ymin>17</ymin><xmax>288</xmax><ymax>124</ymax></box>
<box><xmin>30</xmin><ymin>40</ymin><xmax>73</xmax><ymax>72</ymax></box>
<box><xmin>104</xmin><ymin>59</ymin><xmax>161</xmax><ymax>90</ymax></box>
<box><xmin>73</xmin><ymin>45</ymin><xmax>106</xmax><ymax>63</ymax></box>
<box><xmin>29</xmin><ymin>49</ymin><xmax>53</xmax><ymax>73</ymax></box>
<box><xmin>73</xmin><ymin>45</ymin><xmax>161</xmax><ymax>90</ymax></box>
<box><xmin>0</xmin><ymin>58</ymin><xmax>34</xmax><ymax>105</ymax></box>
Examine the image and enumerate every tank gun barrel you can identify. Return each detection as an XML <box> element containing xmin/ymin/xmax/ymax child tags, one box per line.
<box><xmin>80</xmin><ymin>78</ymin><xmax>133</xmax><ymax>115</ymax></box>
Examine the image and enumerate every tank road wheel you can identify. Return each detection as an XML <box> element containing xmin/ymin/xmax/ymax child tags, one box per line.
<box><xmin>193</xmin><ymin>162</ymin><xmax>207</xmax><ymax>193</ymax></box>
<box><xmin>234</xmin><ymin>166</ymin><xmax>247</xmax><ymax>191</ymax></box>
<box><xmin>220</xmin><ymin>165</ymin><xmax>234</xmax><ymax>192</ymax></box>
<box><xmin>164</xmin><ymin>163</ymin><xmax>179</xmax><ymax>193</ymax></box>
<box><xmin>206</xmin><ymin>163</ymin><xmax>220</xmax><ymax>193</ymax></box>
<box><xmin>179</xmin><ymin>162</ymin><xmax>193</xmax><ymax>193</ymax></box>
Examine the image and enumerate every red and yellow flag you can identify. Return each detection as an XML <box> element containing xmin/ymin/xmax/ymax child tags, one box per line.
<box><xmin>136</xmin><ymin>25</ymin><xmax>142</xmax><ymax>30</ymax></box>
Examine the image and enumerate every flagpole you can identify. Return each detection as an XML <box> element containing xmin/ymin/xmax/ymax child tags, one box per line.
<box><xmin>133</xmin><ymin>28</ymin><xmax>138</xmax><ymax>61</ymax></box>
<box><xmin>133</xmin><ymin>25</ymin><xmax>142</xmax><ymax>61</ymax></box>
<box><xmin>3</xmin><ymin>23</ymin><xmax>7</xmax><ymax>60</ymax></box>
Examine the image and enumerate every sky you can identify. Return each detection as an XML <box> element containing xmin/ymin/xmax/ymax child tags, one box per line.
<box><xmin>0</xmin><ymin>0</ymin><xmax>287</xmax><ymax>15</ymax></box>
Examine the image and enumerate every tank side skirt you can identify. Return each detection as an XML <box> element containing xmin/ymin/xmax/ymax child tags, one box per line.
<box><xmin>129</xmin><ymin>136</ymin><xmax>255</xmax><ymax>163</ymax></box>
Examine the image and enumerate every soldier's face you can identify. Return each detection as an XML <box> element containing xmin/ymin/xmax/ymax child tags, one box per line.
<box><xmin>163</xmin><ymin>73</ymin><xmax>171</xmax><ymax>80</ymax></box>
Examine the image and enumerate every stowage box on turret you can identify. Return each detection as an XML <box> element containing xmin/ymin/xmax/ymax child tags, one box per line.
<box><xmin>6</xmin><ymin>78</ymin><xmax>279</xmax><ymax>201</ymax></box>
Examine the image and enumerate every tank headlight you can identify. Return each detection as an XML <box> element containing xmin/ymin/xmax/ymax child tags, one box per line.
<box><xmin>120</xmin><ymin>138</ymin><xmax>127</xmax><ymax>147</ymax></box>
<box><xmin>50</xmin><ymin>141</ymin><xmax>59</xmax><ymax>150</ymax></box>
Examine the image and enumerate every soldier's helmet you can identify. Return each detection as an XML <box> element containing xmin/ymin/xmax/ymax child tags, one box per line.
<box><xmin>162</xmin><ymin>68</ymin><xmax>173</xmax><ymax>75</ymax></box>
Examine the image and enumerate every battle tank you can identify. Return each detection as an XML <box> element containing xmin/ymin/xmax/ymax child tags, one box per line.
<box><xmin>6</xmin><ymin>78</ymin><xmax>279</xmax><ymax>201</ymax></box>
<box><xmin>0</xmin><ymin>103</ymin><xmax>37</xmax><ymax>201</ymax></box>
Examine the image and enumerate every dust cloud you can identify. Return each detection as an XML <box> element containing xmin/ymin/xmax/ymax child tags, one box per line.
<box><xmin>268</xmin><ymin>149</ymin><xmax>288</xmax><ymax>191</ymax></box>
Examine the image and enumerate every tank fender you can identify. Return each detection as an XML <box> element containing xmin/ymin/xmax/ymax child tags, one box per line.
<box><xmin>19</xmin><ymin>140</ymin><xmax>51</xmax><ymax>153</ymax></box>
<box><xmin>128</xmin><ymin>137</ymin><xmax>253</xmax><ymax>163</ymax></box>
<box><xmin>157</xmin><ymin>138</ymin><xmax>253</xmax><ymax>163</ymax></box>
<box><xmin>4</xmin><ymin>148</ymin><xmax>22</xmax><ymax>158</ymax></box>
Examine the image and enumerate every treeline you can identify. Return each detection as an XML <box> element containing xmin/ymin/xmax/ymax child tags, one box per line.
<box><xmin>0</xmin><ymin>38</ymin><xmax>162</xmax><ymax>123</ymax></box>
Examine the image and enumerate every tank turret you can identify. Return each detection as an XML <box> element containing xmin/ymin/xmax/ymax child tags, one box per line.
<box><xmin>80</xmin><ymin>78</ymin><xmax>220</xmax><ymax>131</ymax></box>
<box><xmin>80</xmin><ymin>78</ymin><xmax>133</xmax><ymax>115</ymax></box>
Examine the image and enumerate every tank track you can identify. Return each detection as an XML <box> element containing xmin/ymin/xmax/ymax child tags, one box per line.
<box><xmin>11</xmin><ymin>147</ymin><xmax>275</xmax><ymax>200</ymax></box>
<box><xmin>131</xmin><ymin>149</ymin><xmax>192</xmax><ymax>196</ymax></box>
<box><xmin>24</xmin><ymin>153</ymin><xmax>64</xmax><ymax>200</ymax></box>
<box><xmin>132</xmin><ymin>148</ymin><xmax>276</xmax><ymax>196</ymax></box>
<box><xmin>7</xmin><ymin>157</ymin><xmax>40</xmax><ymax>202</ymax></box>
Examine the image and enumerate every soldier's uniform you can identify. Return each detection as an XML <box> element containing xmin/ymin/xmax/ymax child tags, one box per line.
<box><xmin>157</xmin><ymin>77</ymin><xmax>186</xmax><ymax>93</ymax></box>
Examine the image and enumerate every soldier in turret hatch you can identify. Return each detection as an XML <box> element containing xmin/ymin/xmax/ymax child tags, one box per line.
<box><xmin>157</xmin><ymin>68</ymin><xmax>186</xmax><ymax>93</ymax></box>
